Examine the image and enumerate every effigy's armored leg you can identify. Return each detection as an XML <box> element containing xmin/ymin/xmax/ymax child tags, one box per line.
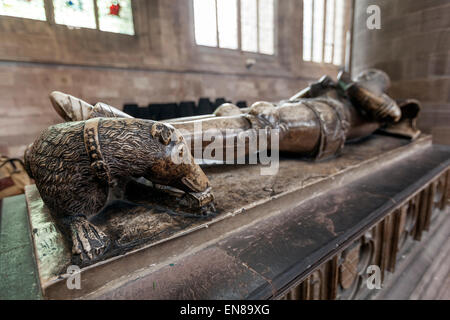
<box><xmin>24</xmin><ymin>118</ymin><xmax>214</xmax><ymax>263</ymax></box>
<box><xmin>242</xmin><ymin>98</ymin><xmax>350</xmax><ymax>160</ymax></box>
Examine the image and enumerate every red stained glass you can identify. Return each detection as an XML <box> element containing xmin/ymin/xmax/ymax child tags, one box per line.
<box><xmin>109</xmin><ymin>3</ymin><xmax>120</xmax><ymax>16</ymax></box>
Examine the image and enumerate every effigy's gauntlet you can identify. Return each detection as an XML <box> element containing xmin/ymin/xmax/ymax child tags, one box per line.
<box><xmin>337</xmin><ymin>69</ymin><xmax>401</xmax><ymax>123</ymax></box>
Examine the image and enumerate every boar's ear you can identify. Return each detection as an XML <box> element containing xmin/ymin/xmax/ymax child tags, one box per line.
<box><xmin>151</xmin><ymin>123</ymin><xmax>179</xmax><ymax>145</ymax></box>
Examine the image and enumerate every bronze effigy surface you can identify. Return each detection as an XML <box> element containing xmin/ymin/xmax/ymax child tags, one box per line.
<box><xmin>26</xmin><ymin>133</ymin><xmax>431</xmax><ymax>297</ymax></box>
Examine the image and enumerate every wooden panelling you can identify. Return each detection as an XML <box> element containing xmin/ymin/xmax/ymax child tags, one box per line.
<box><xmin>279</xmin><ymin>169</ymin><xmax>450</xmax><ymax>300</ymax></box>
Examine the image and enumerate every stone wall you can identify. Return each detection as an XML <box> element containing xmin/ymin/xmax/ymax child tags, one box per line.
<box><xmin>0</xmin><ymin>0</ymin><xmax>341</xmax><ymax>157</ymax></box>
<box><xmin>351</xmin><ymin>0</ymin><xmax>450</xmax><ymax>145</ymax></box>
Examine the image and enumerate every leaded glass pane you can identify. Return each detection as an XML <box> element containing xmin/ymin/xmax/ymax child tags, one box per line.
<box><xmin>217</xmin><ymin>0</ymin><xmax>238</xmax><ymax>49</ymax></box>
<box><xmin>324</xmin><ymin>0</ymin><xmax>335</xmax><ymax>63</ymax></box>
<box><xmin>193</xmin><ymin>0</ymin><xmax>218</xmax><ymax>47</ymax></box>
<box><xmin>258</xmin><ymin>0</ymin><xmax>274</xmax><ymax>55</ymax></box>
<box><xmin>302</xmin><ymin>0</ymin><xmax>312</xmax><ymax>61</ymax></box>
<box><xmin>97</xmin><ymin>0</ymin><xmax>134</xmax><ymax>35</ymax></box>
<box><xmin>312</xmin><ymin>0</ymin><xmax>324</xmax><ymax>63</ymax></box>
<box><xmin>53</xmin><ymin>0</ymin><xmax>96</xmax><ymax>29</ymax></box>
<box><xmin>0</xmin><ymin>0</ymin><xmax>46</xmax><ymax>21</ymax></box>
<box><xmin>241</xmin><ymin>0</ymin><xmax>257</xmax><ymax>53</ymax></box>
<box><xmin>333</xmin><ymin>0</ymin><xmax>344</xmax><ymax>65</ymax></box>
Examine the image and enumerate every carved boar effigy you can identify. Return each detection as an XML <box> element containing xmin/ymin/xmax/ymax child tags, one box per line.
<box><xmin>24</xmin><ymin>117</ymin><xmax>214</xmax><ymax>262</ymax></box>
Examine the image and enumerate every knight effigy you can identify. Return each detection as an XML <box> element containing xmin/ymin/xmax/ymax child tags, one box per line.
<box><xmin>24</xmin><ymin>69</ymin><xmax>421</xmax><ymax>265</ymax></box>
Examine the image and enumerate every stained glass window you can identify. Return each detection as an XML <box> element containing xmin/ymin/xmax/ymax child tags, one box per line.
<box><xmin>0</xmin><ymin>0</ymin><xmax>135</xmax><ymax>35</ymax></box>
<box><xmin>333</xmin><ymin>0</ymin><xmax>344</xmax><ymax>65</ymax></box>
<box><xmin>241</xmin><ymin>0</ymin><xmax>275</xmax><ymax>54</ymax></box>
<box><xmin>193</xmin><ymin>0</ymin><xmax>218</xmax><ymax>47</ymax></box>
<box><xmin>193</xmin><ymin>0</ymin><xmax>239</xmax><ymax>49</ymax></box>
<box><xmin>302</xmin><ymin>0</ymin><xmax>312</xmax><ymax>61</ymax></box>
<box><xmin>217</xmin><ymin>0</ymin><xmax>238</xmax><ymax>49</ymax></box>
<box><xmin>97</xmin><ymin>0</ymin><xmax>134</xmax><ymax>35</ymax></box>
<box><xmin>241</xmin><ymin>0</ymin><xmax>258</xmax><ymax>52</ymax></box>
<box><xmin>303</xmin><ymin>0</ymin><xmax>346</xmax><ymax>66</ymax></box>
<box><xmin>324</xmin><ymin>0</ymin><xmax>335</xmax><ymax>63</ymax></box>
<box><xmin>0</xmin><ymin>0</ymin><xmax>46</xmax><ymax>21</ymax></box>
<box><xmin>194</xmin><ymin>0</ymin><xmax>275</xmax><ymax>55</ymax></box>
<box><xmin>312</xmin><ymin>0</ymin><xmax>324</xmax><ymax>63</ymax></box>
<box><xmin>53</xmin><ymin>0</ymin><xmax>96</xmax><ymax>29</ymax></box>
<box><xmin>258</xmin><ymin>0</ymin><xmax>274</xmax><ymax>55</ymax></box>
